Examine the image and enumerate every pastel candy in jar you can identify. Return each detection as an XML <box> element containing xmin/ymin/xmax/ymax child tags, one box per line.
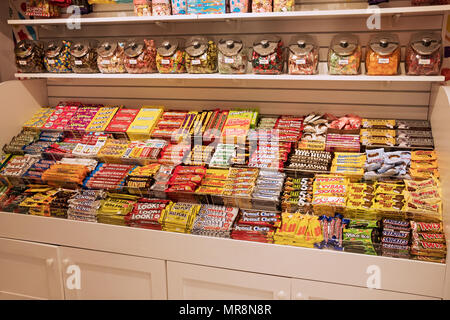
<box><xmin>218</xmin><ymin>38</ymin><xmax>248</xmax><ymax>74</ymax></box>
<box><xmin>288</xmin><ymin>35</ymin><xmax>319</xmax><ymax>75</ymax></box>
<box><xmin>97</xmin><ymin>40</ymin><xmax>127</xmax><ymax>74</ymax></box>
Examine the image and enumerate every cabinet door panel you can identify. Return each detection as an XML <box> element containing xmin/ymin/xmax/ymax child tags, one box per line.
<box><xmin>0</xmin><ymin>237</ymin><xmax>64</xmax><ymax>300</ymax></box>
<box><xmin>291</xmin><ymin>278</ymin><xmax>440</xmax><ymax>300</ymax></box>
<box><xmin>60</xmin><ymin>247</ymin><xmax>167</xmax><ymax>300</ymax></box>
<box><xmin>167</xmin><ymin>261</ymin><xmax>291</xmax><ymax>300</ymax></box>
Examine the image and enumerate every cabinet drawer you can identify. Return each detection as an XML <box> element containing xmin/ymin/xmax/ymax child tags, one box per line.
<box><xmin>60</xmin><ymin>247</ymin><xmax>167</xmax><ymax>300</ymax></box>
<box><xmin>291</xmin><ymin>278</ymin><xmax>441</xmax><ymax>300</ymax></box>
<box><xmin>0</xmin><ymin>237</ymin><xmax>64</xmax><ymax>300</ymax></box>
<box><xmin>167</xmin><ymin>261</ymin><xmax>291</xmax><ymax>300</ymax></box>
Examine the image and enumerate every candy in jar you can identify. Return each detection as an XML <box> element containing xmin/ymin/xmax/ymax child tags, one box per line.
<box><xmin>185</xmin><ymin>37</ymin><xmax>218</xmax><ymax>74</ymax></box>
<box><xmin>171</xmin><ymin>0</ymin><xmax>187</xmax><ymax>14</ymax></box>
<box><xmin>124</xmin><ymin>39</ymin><xmax>157</xmax><ymax>74</ymax></box>
<box><xmin>328</xmin><ymin>33</ymin><xmax>361</xmax><ymax>75</ymax></box>
<box><xmin>288</xmin><ymin>35</ymin><xmax>319</xmax><ymax>75</ymax></box>
<box><xmin>69</xmin><ymin>40</ymin><xmax>99</xmax><ymax>73</ymax></box>
<box><xmin>252</xmin><ymin>36</ymin><xmax>283</xmax><ymax>75</ymax></box>
<box><xmin>15</xmin><ymin>40</ymin><xmax>46</xmax><ymax>73</ymax></box>
<box><xmin>133</xmin><ymin>0</ymin><xmax>151</xmax><ymax>16</ymax></box>
<box><xmin>153</xmin><ymin>0</ymin><xmax>172</xmax><ymax>16</ymax></box>
<box><xmin>273</xmin><ymin>0</ymin><xmax>294</xmax><ymax>12</ymax></box>
<box><xmin>44</xmin><ymin>40</ymin><xmax>72</xmax><ymax>73</ymax></box>
<box><xmin>97</xmin><ymin>40</ymin><xmax>127</xmax><ymax>74</ymax></box>
<box><xmin>156</xmin><ymin>39</ymin><xmax>186</xmax><ymax>73</ymax></box>
<box><xmin>365</xmin><ymin>33</ymin><xmax>400</xmax><ymax>76</ymax></box>
<box><xmin>406</xmin><ymin>32</ymin><xmax>442</xmax><ymax>76</ymax></box>
<box><xmin>218</xmin><ymin>38</ymin><xmax>248</xmax><ymax>74</ymax></box>
<box><xmin>252</xmin><ymin>0</ymin><xmax>272</xmax><ymax>12</ymax></box>
<box><xmin>229</xmin><ymin>0</ymin><xmax>248</xmax><ymax>12</ymax></box>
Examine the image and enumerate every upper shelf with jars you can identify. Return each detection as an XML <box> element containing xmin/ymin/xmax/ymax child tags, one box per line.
<box><xmin>13</xmin><ymin>32</ymin><xmax>446</xmax><ymax>82</ymax></box>
<box><xmin>7</xmin><ymin>2</ymin><xmax>450</xmax><ymax>26</ymax></box>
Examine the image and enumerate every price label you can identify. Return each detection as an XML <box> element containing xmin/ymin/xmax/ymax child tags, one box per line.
<box><xmin>224</xmin><ymin>57</ymin><xmax>235</xmax><ymax>64</ymax></box>
<box><xmin>295</xmin><ymin>59</ymin><xmax>306</xmax><ymax>65</ymax></box>
<box><xmin>18</xmin><ymin>60</ymin><xmax>27</xmax><ymax>65</ymax></box>
<box><xmin>74</xmin><ymin>60</ymin><xmax>83</xmax><ymax>65</ymax></box>
<box><xmin>47</xmin><ymin>59</ymin><xmax>55</xmax><ymax>65</ymax></box>
<box><xmin>338</xmin><ymin>59</ymin><xmax>348</xmax><ymax>65</ymax></box>
<box><xmin>129</xmin><ymin>59</ymin><xmax>137</xmax><ymax>65</ymax></box>
<box><xmin>378</xmin><ymin>58</ymin><xmax>390</xmax><ymax>64</ymax></box>
<box><xmin>192</xmin><ymin>59</ymin><xmax>201</xmax><ymax>65</ymax></box>
<box><xmin>101</xmin><ymin>60</ymin><xmax>111</xmax><ymax>65</ymax></box>
<box><xmin>259</xmin><ymin>58</ymin><xmax>269</xmax><ymax>65</ymax></box>
<box><xmin>419</xmin><ymin>59</ymin><xmax>431</xmax><ymax>65</ymax></box>
<box><xmin>161</xmin><ymin>59</ymin><xmax>170</xmax><ymax>65</ymax></box>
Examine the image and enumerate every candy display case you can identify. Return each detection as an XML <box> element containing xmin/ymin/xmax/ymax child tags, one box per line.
<box><xmin>2</xmin><ymin>1</ymin><xmax>450</xmax><ymax>301</ymax></box>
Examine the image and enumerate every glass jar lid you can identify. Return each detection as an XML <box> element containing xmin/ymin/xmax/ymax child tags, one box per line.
<box><xmin>124</xmin><ymin>40</ymin><xmax>145</xmax><ymax>58</ymax></box>
<box><xmin>410</xmin><ymin>32</ymin><xmax>441</xmax><ymax>55</ymax></box>
<box><xmin>97</xmin><ymin>41</ymin><xmax>119</xmax><ymax>57</ymax></box>
<box><xmin>157</xmin><ymin>39</ymin><xmax>180</xmax><ymax>57</ymax></box>
<box><xmin>45</xmin><ymin>40</ymin><xmax>64</xmax><ymax>58</ymax></box>
<box><xmin>253</xmin><ymin>36</ymin><xmax>281</xmax><ymax>56</ymax></box>
<box><xmin>218</xmin><ymin>38</ymin><xmax>243</xmax><ymax>56</ymax></box>
<box><xmin>330</xmin><ymin>33</ymin><xmax>359</xmax><ymax>56</ymax></box>
<box><xmin>288</xmin><ymin>35</ymin><xmax>316</xmax><ymax>55</ymax></box>
<box><xmin>185</xmin><ymin>37</ymin><xmax>208</xmax><ymax>57</ymax></box>
<box><xmin>70</xmin><ymin>40</ymin><xmax>95</xmax><ymax>58</ymax></box>
<box><xmin>369</xmin><ymin>33</ymin><xmax>400</xmax><ymax>55</ymax></box>
<box><xmin>15</xmin><ymin>40</ymin><xmax>37</xmax><ymax>58</ymax></box>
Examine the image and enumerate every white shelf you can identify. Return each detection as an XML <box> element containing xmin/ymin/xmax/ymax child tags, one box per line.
<box><xmin>0</xmin><ymin>211</ymin><xmax>445</xmax><ymax>298</ymax></box>
<box><xmin>15</xmin><ymin>69</ymin><xmax>445</xmax><ymax>83</ymax></box>
<box><xmin>7</xmin><ymin>5</ymin><xmax>450</xmax><ymax>25</ymax></box>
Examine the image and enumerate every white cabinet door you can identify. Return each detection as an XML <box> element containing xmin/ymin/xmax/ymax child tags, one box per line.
<box><xmin>0</xmin><ymin>237</ymin><xmax>64</xmax><ymax>300</ymax></box>
<box><xmin>167</xmin><ymin>261</ymin><xmax>291</xmax><ymax>300</ymax></box>
<box><xmin>291</xmin><ymin>278</ymin><xmax>441</xmax><ymax>300</ymax></box>
<box><xmin>60</xmin><ymin>247</ymin><xmax>167</xmax><ymax>300</ymax></box>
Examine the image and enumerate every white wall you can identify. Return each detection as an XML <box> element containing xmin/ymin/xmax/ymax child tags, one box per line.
<box><xmin>0</xmin><ymin>1</ymin><xmax>15</xmax><ymax>82</ymax></box>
